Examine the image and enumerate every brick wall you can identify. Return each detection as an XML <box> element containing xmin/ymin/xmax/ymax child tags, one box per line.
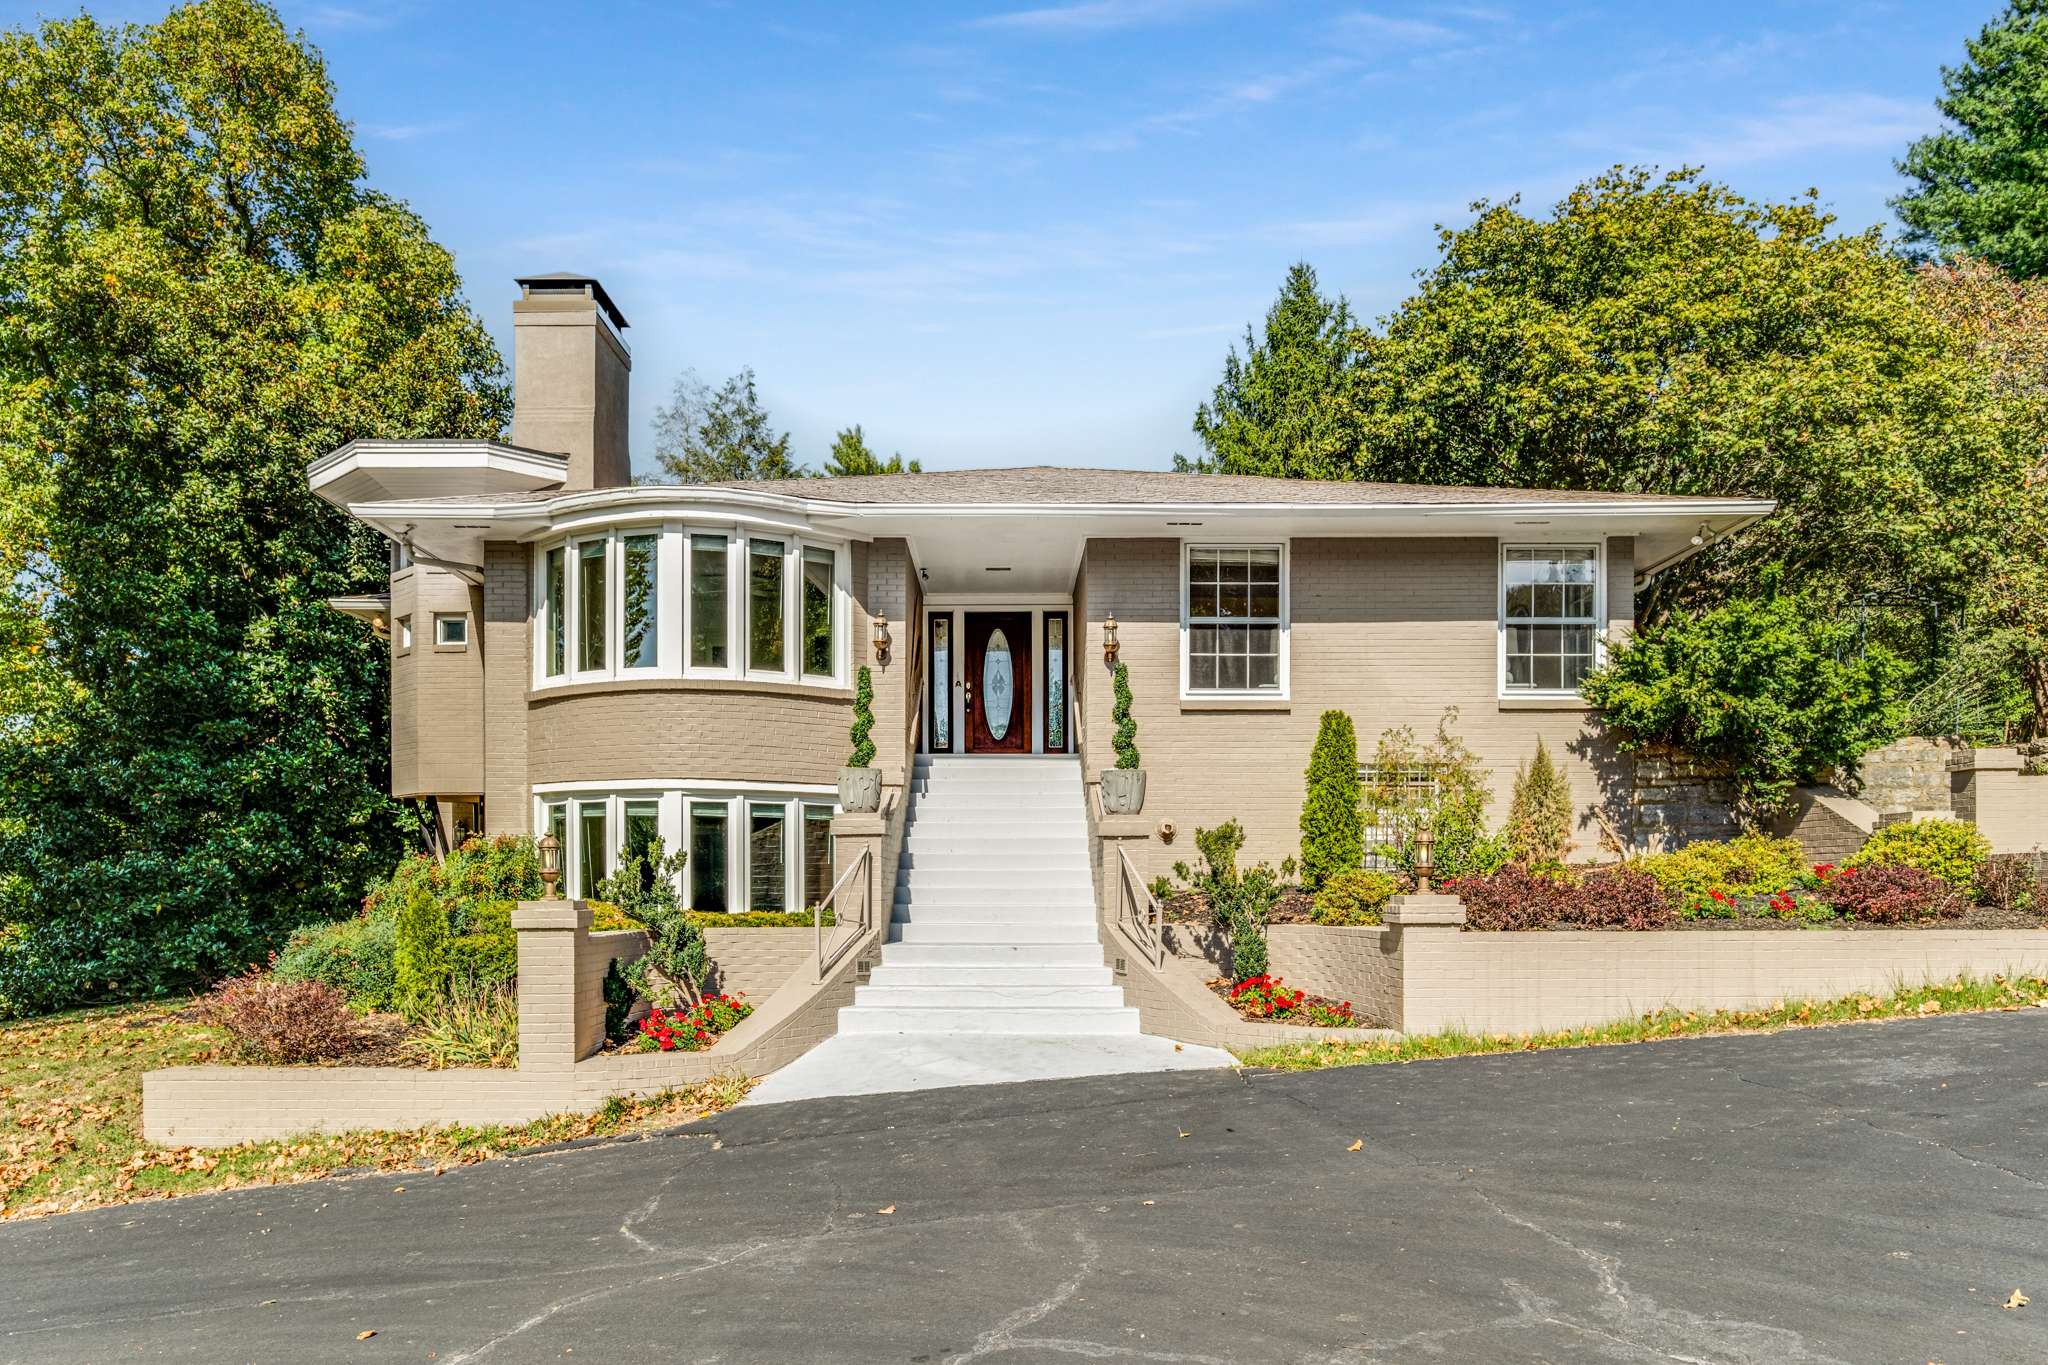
<box><xmin>1075</xmin><ymin>535</ymin><xmax>1635</xmax><ymax>881</ymax></box>
<box><xmin>388</xmin><ymin>563</ymin><xmax>485</xmax><ymax>799</ymax></box>
<box><xmin>702</xmin><ymin>927</ymin><xmax>811</xmax><ymax>998</ymax></box>
<box><xmin>482</xmin><ymin>542</ymin><xmax>532</xmax><ymax>834</ymax></box>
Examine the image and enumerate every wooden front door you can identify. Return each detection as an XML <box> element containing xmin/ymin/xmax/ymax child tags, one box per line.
<box><xmin>963</xmin><ymin>612</ymin><xmax>1033</xmax><ymax>753</ymax></box>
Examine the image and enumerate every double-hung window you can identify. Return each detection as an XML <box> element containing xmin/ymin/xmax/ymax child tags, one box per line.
<box><xmin>1501</xmin><ymin>545</ymin><xmax>1600</xmax><ymax>693</ymax></box>
<box><xmin>1184</xmin><ymin>545</ymin><xmax>1284</xmax><ymax>694</ymax></box>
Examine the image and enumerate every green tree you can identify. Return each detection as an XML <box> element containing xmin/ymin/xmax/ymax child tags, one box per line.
<box><xmin>1299</xmin><ymin>710</ymin><xmax>1362</xmax><ymax>890</ymax></box>
<box><xmin>0</xmin><ymin>0</ymin><xmax>509</xmax><ymax>1016</ymax></box>
<box><xmin>1181</xmin><ymin>262</ymin><xmax>1362</xmax><ymax>477</ymax></box>
<box><xmin>1350</xmin><ymin>167</ymin><xmax>2014</xmax><ymax>626</ymax></box>
<box><xmin>824</xmin><ymin>424</ymin><xmax>920</xmax><ymax>477</ymax></box>
<box><xmin>652</xmin><ymin>368</ymin><xmax>807</xmax><ymax>482</ymax></box>
<box><xmin>1580</xmin><ymin>593</ymin><xmax>1909</xmax><ymax>822</ymax></box>
<box><xmin>1894</xmin><ymin>2</ymin><xmax>2048</xmax><ymax>276</ymax></box>
<box><xmin>1505</xmin><ymin>738</ymin><xmax>1573</xmax><ymax>866</ymax></box>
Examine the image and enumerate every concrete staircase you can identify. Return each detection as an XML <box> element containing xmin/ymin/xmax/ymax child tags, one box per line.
<box><xmin>840</xmin><ymin>755</ymin><xmax>1142</xmax><ymax>1037</ymax></box>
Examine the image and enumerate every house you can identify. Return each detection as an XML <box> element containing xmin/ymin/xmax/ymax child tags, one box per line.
<box><xmin>308</xmin><ymin>274</ymin><xmax>1773</xmax><ymax>913</ymax></box>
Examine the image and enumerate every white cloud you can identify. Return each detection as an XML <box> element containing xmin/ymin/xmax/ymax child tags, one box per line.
<box><xmin>1583</xmin><ymin>93</ymin><xmax>1937</xmax><ymax>170</ymax></box>
<box><xmin>360</xmin><ymin>117</ymin><xmax>466</xmax><ymax>142</ymax></box>
<box><xmin>971</xmin><ymin>0</ymin><xmax>1241</xmax><ymax>35</ymax></box>
<box><xmin>1331</xmin><ymin>11</ymin><xmax>1460</xmax><ymax>47</ymax></box>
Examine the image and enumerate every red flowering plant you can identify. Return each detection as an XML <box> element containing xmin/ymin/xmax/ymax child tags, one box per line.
<box><xmin>1225</xmin><ymin>974</ymin><xmax>1357</xmax><ymax>1027</ymax></box>
<box><xmin>632</xmin><ymin>992</ymin><xmax>753</xmax><ymax>1052</ymax></box>
<box><xmin>1681</xmin><ymin>888</ymin><xmax>1740</xmax><ymax>921</ymax></box>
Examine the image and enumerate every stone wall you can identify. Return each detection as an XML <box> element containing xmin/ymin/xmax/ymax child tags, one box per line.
<box><xmin>1851</xmin><ymin>736</ymin><xmax>1966</xmax><ymax>816</ymax></box>
<box><xmin>1626</xmin><ymin>745</ymin><xmax>1741</xmax><ymax>852</ymax></box>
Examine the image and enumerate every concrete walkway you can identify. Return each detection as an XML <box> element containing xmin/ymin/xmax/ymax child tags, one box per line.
<box><xmin>743</xmin><ymin>1031</ymin><xmax>1237</xmax><ymax>1105</ymax></box>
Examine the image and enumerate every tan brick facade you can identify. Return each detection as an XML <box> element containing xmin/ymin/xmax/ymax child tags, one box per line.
<box><xmin>389</xmin><ymin>563</ymin><xmax>485</xmax><ymax>799</ymax></box>
<box><xmin>1075</xmin><ymin>535</ymin><xmax>1636</xmax><ymax>880</ymax></box>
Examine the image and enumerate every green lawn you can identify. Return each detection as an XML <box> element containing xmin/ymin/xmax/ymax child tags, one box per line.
<box><xmin>1235</xmin><ymin>972</ymin><xmax>2048</xmax><ymax>1071</ymax></box>
<box><xmin>0</xmin><ymin>1000</ymin><xmax>748</xmax><ymax>1221</ymax></box>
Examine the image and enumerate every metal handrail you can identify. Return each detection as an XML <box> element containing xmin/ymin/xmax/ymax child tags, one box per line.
<box><xmin>815</xmin><ymin>846</ymin><xmax>873</xmax><ymax>980</ymax></box>
<box><xmin>1067</xmin><ymin>668</ymin><xmax>1083</xmax><ymax>754</ymax></box>
<box><xmin>1114</xmin><ymin>844</ymin><xmax>1164</xmax><ymax>969</ymax></box>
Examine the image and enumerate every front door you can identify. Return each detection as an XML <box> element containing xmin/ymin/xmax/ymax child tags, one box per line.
<box><xmin>963</xmin><ymin>612</ymin><xmax>1033</xmax><ymax>753</ymax></box>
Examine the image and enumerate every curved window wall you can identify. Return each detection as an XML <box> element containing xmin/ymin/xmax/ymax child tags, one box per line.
<box><xmin>535</xmin><ymin>783</ymin><xmax>838</xmax><ymax>911</ymax></box>
<box><xmin>535</xmin><ymin>525</ymin><xmax>848</xmax><ymax>691</ymax></box>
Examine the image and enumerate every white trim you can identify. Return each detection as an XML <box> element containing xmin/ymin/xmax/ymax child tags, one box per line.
<box><xmin>924</xmin><ymin>590</ymin><xmax>1074</xmax><ymax>608</ymax></box>
<box><xmin>1178</xmin><ymin>540</ymin><xmax>1290</xmax><ymax>701</ymax></box>
<box><xmin>533</xmin><ymin>778</ymin><xmax>837</xmax><ymax>796</ymax></box>
<box><xmin>1496</xmin><ymin>540</ymin><xmax>1605</xmax><ymax>700</ymax></box>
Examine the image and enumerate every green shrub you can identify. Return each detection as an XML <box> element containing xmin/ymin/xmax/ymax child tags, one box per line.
<box><xmin>1110</xmin><ymin>661</ymin><xmax>1140</xmax><ymax>769</ymax></box>
<box><xmin>589</xmin><ymin>901</ymin><xmax>643</xmax><ymax>931</ymax></box>
<box><xmin>272</xmin><ymin>914</ymin><xmax>399</xmax><ymax>1012</ymax></box>
<box><xmin>685</xmin><ymin>909</ymin><xmax>830</xmax><ymax>928</ymax></box>
<box><xmin>1506</xmin><ymin>739</ymin><xmax>1573</xmax><ymax>865</ymax></box>
<box><xmin>392</xmin><ymin>883</ymin><xmax>452</xmax><ymax>1021</ymax></box>
<box><xmin>848</xmin><ymin>665</ymin><xmax>876</xmax><ymax>768</ymax></box>
<box><xmin>603</xmin><ymin>959</ymin><xmax>636</xmax><ymax>1043</ymax></box>
<box><xmin>1366</xmin><ymin>709</ymin><xmax>1508</xmax><ymax>881</ymax></box>
<box><xmin>600</xmin><ymin>836</ymin><xmax>707</xmax><ymax>1010</ymax></box>
<box><xmin>1313</xmin><ymin>869</ymin><xmax>1399</xmax><ymax>925</ymax></box>
<box><xmin>1300</xmin><ymin>710</ymin><xmax>1362</xmax><ymax>890</ymax></box>
<box><xmin>402</xmin><ymin>985</ymin><xmax>519</xmax><ymax>1068</ymax></box>
<box><xmin>1847</xmin><ymin>819</ymin><xmax>1991</xmax><ymax>890</ymax></box>
<box><xmin>1638</xmin><ymin>833</ymin><xmax>1807</xmax><ymax>901</ymax></box>
<box><xmin>1580</xmin><ymin>592</ymin><xmax>1907</xmax><ymax>821</ymax></box>
<box><xmin>1386</xmin><ymin>804</ymin><xmax>1511</xmax><ymax>883</ymax></box>
<box><xmin>449</xmin><ymin>930</ymin><xmax>518</xmax><ymax>992</ymax></box>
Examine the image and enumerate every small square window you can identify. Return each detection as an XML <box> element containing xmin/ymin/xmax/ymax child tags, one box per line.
<box><xmin>435</xmin><ymin>614</ymin><xmax>469</xmax><ymax>647</ymax></box>
<box><xmin>396</xmin><ymin>615</ymin><xmax>413</xmax><ymax>650</ymax></box>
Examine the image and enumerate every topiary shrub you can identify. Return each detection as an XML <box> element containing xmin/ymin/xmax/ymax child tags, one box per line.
<box><xmin>849</xmin><ymin>665</ymin><xmax>877</xmax><ymax>768</ymax></box>
<box><xmin>1300</xmin><ymin>710</ymin><xmax>1362</xmax><ymax>890</ymax></box>
<box><xmin>1847</xmin><ymin>818</ymin><xmax>1991</xmax><ymax>891</ymax></box>
<box><xmin>1111</xmin><ymin>661</ymin><xmax>1140</xmax><ymax>769</ymax></box>
<box><xmin>1312</xmin><ymin>868</ymin><xmax>1399</xmax><ymax>925</ymax></box>
<box><xmin>1638</xmin><ymin>833</ymin><xmax>1806</xmax><ymax>901</ymax></box>
<box><xmin>392</xmin><ymin>882</ymin><xmax>453</xmax><ymax>1021</ymax></box>
<box><xmin>1506</xmin><ymin>738</ymin><xmax>1574</xmax><ymax>866</ymax></box>
<box><xmin>1822</xmin><ymin>864</ymin><xmax>1968</xmax><ymax>924</ymax></box>
<box><xmin>273</xmin><ymin>913</ymin><xmax>399</xmax><ymax>1012</ymax></box>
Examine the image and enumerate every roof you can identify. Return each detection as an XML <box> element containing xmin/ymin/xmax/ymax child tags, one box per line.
<box><xmin>706</xmin><ymin>465</ymin><xmax>1732</xmax><ymax>507</ymax></box>
<box><xmin>514</xmin><ymin>273</ymin><xmax>628</xmax><ymax>331</ymax></box>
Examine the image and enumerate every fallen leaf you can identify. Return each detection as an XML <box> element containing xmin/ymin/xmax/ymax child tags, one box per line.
<box><xmin>1347</xmin><ymin>1140</ymin><xmax>1364</xmax><ymax>1152</ymax></box>
<box><xmin>391</xmin><ymin>1186</ymin><xmax>404</xmax><ymax>1194</ymax></box>
<box><xmin>357</xmin><ymin>1329</ymin><xmax>377</xmax><ymax>1340</ymax></box>
<box><xmin>1918</xmin><ymin>1000</ymin><xmax>1942</xmax><ymax>1016</ymax></box>
<box><xmin>1142</xmin><ymin>1200</ymin><xmax>1155</xmax><ymax>1206</ymax></box>
<box><xmin>1177</xmin><ymin>1128</ymin><xmax>1191</xmax><ymax>1139</ymax></box>
<box><xmin>877</xmin><ymin>1204</ymin><xmax>896</xmax><ymax>1215</ymax></box>
<box><xmin>2003</xmin><ymin>1289</ymin><xmax>2028</xmax><ymax>1310</ymax></box>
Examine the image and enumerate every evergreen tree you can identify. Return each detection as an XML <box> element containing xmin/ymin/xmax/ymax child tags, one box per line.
<box><xmin>652</xmin><ymin>368</ymin><xmax>807</xmax><ymax>482</ymax></box>
<box><xmin>824</xmin><ymin>424</ymin><xmax>920</xmax><ymax>477</ymax></box>
<box><xmin>1505</xmin><ymin>738</ymin><xmax>1574</xmax><ymax>866</ymax></box>
<box><xmin>1895</xmin><ymin>2</ymin><xmax>2048</xmax><ymax>276</ymax></box>
<box><xmin>0</xmin><ymin>0</ymin><xmax>509</xmax><ymax>1015</ymax></box>
<box><xmin>1299</xmin><ymin>710</ymin><xmax>1362</xmax><ymax>890</ymax></box>
<box><xmin>1181</xmin><ymin>262</ymin><xmax>1362</xmax><ymax>477</ymax></box>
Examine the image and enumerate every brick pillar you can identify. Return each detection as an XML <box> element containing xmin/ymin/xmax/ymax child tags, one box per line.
<box><xmin>514</xmin><ymin>900</ymin><xmax>591</xmax><ymax>1069</ymax></box>
<box><xmin>828</xmin><ymin>812</ymin><xmax>886</xmax><ymax>980</ymax></box>
<box><xmin>1096</xmin><ymin>814</ymin><xmax>1153</xmax><ymax>931</ymax></box>
<box><xmin>1383</xmin><ymin>893</ymin><xmax>1467</xmax><ymax>1035</ymax></box>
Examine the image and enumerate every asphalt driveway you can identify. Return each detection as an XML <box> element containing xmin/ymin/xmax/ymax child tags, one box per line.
<box><xmin>4</xmin><ymin>1011</ymin><xmax>2044</xmax><ymax>1364</ymax></box>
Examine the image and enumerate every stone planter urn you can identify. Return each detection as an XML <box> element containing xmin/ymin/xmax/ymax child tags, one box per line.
<box><xmin>1099</xmin><ymin>768</ymin><xmax>1147</xmax><ymax>815</ymax></box>
<box><xmin>838</xmin><ymin>766</ymin><xmax>882</xmax><ymax>813</ymax></box>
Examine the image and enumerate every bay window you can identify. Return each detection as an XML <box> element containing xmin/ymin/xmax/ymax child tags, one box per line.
<box><xmin>622</xmin><ymin>534</ymin><xmax>658</xmax><ymax>669</ymax></box>
<box><xmin>690</xmin><ymin>534</ymin><xmax>728</xmax><ymax>669</ymax></box>
<box><xmin>536</xmin><ymin>787</ymin><xmax>838</xmax><ymax>914</ymax></box>
<box><xmin>544</xmin><ymin>547</ymin><xmax>566</xmax><ymax>677</ymax></box>
<box><xmin>748</xmin><ymin>538</ymin><xmax>785</xmax><ymax>673</ymax></box>
<box><xmin>577</xmin><ymin>799</ymin><xmax>607</xmax><ymax>898</ymax></box>
<box><xmin>577</xmin><ymin>540</ymin><xmax>607</xmax><ymax>673</ymax></box>
<box><xmin>1184</xmin><ymin>544</ymin><xmax>1284</xmax><ymax>694</ymax></box>
<box><xmin>1501</xmin><ymin>545</ymin><xmax>1600</xmax><ymax>693</ymax></box>
<box><xmin>801</xmin><ymin>545</ymin><xmax>834</xmax><ymax>678</ymax></box>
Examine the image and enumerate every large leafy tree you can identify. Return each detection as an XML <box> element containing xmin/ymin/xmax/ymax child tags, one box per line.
<box><xmin>823</xmin><ymin>424</ymin><xmax>920</xmax><ymax>476</ymax></box>
<box><xmin>0</xmin><ymin>0</ymin><xmax>508</xmax><ymax>1015</ymax></box>
<box><xmin>1180</xmin><ymin>262</ymin><xmax>1361</xmax><ymax>476</ymax></box>
<box><xmin>1349</xmin><ymin>167</ymin><xmax>2013</xmax><ymax>626</ymax></box>
<box><xmin>1894</xmin><ymin>1</ymin><xmax>2048</xmax><ymax>276</ymax></box>
<box><xmin>652</xmin><ymin>368</ymin><xmax>807</xmax><ymax>482</ymax></box>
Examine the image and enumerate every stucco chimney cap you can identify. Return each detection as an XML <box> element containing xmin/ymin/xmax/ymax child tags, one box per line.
<box><xmin>514</xmin><ymin>272</ymin><xmax>628</xmax><ymax>331</ymax></box>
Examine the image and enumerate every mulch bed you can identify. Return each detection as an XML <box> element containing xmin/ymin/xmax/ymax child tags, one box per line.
<box><xmin>1666</xmin><ymin>903</ymin><xmax>2046</xmax><ymax>932</ymax></box>
<box><xmin>1161</xmin><ymin>888</ymin><xmax>1320</xmax><ymax>925</ymax></box>
<box><xmin>1204</xmin><ymin>976</ymin><xmax>1377</xmax><ymax>1028</ymax></box>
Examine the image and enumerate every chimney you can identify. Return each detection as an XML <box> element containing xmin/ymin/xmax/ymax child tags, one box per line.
<box><xmin>510</xmin><ymin>273</ymin><xmax>632</xmax><ymax>489</ymax></box>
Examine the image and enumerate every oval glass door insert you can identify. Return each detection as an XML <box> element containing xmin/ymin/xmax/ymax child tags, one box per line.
<box><xmin>982</xmin><ymin>629</ymin><xmax>1014</xmax><ymax>740</ymax></box>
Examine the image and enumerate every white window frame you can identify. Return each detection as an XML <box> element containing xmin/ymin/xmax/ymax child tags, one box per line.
<box><xmin>1178</xmin><ymin>541</ymin><xmax>1290</xmax><ymax>700</ymax></box>
<box><xmin>531</xmin><ymin>780</ymin><xmax>839</xmax><ymax>913</ymax></box>
<box><xmin>531</xmin><ymin>525</ymin><xmax>847</xmax><ymax>692</ymax></box>
<box><xmin>1497</xmin><ymin>541</ymin><xmax>1605</xmax><ymax>698</ymax></box>
<box><xmin>433</xmin><ymin>613</ymin><xmax>469</xmax><ymax>648</ymax></box>
<box><xmin>395</xmin><ymin>614</ymin><xmax>413</xmax><ymax>653</ymax></box>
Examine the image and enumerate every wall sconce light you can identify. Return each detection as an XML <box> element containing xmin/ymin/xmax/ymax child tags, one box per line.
<box><xmin>1103</xmin><ymin>613</ymin><xmax>1119</xmax><ymax>663</ymax></box>
<box><xmin>538</xmin><ymin>832</ymin><xmax>562</xmax><ymax>898</ymax></box>
<box><xmin>872</xmin><ymin>611</ymin><xmax>891</xmax><ymax>665</ymax></box>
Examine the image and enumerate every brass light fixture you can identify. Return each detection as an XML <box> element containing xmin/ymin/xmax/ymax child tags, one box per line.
<box><xmin>872</xmin><ymin>611</ymin><xmax>891</xmax><ymax>665</ymax></box>
<box><xmin>1102</xmin><ymin>613</ymin><xmax>1119</xmax><ymax>663</ymax></box>
<box><xmin>1413</xmin><ymin>818</ymin><xmax>1435</xmax><ymax>895</ymax></box>
<box><xmin>538</xmin><ymin>832</ymin><xmax>562</xmax><ymax>898</ymax></box>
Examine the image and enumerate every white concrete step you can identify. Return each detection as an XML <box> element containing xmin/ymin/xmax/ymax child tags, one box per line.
<box><xmin>899</xmin><ymin>870</ymin><xmax>1094</xmax><ymax>892</ymax></box>
<box><xmin>838</xmin><ymin>1005</ymin><xmax>1142</xmax><ymax>1036</ymax></box>
<box><xmin>878</xmin><ymin>941</ymin><xmax>1106</xmax><ymax>966</ymax></box>
<box><xmin>853</xmin><ymin>984</ymin><xmax>1129</xmax><ymax>1009</ymax></box>
<box><xmin>892</xmin><ymin>905</ymin><xmax>1097</xmax><ymax>926</ymax></box>
<box><xmin>899</xmin><ymin>850</ymin><xmax>1091</xmax><ymax>870</ymax></box>
<box><xmin>900</xmin><ymin>835</ymin><xmax>1085</xmax><ymax>855</ymax></box>
<box><xmin>866</xmin><ymin>963</ymin><xmax>1114</xmax><ymax>987</ymax></box>
<box><xmin>890</xmin><ymin>922</ymin><xmax>1101</xmax><ymax>944</ymax></box>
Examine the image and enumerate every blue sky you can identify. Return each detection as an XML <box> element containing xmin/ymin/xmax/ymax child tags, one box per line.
<box><xmin>9</xmin><ymin>1</ymin><xmax>1996</xmax><ymax>473</ymax></box>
